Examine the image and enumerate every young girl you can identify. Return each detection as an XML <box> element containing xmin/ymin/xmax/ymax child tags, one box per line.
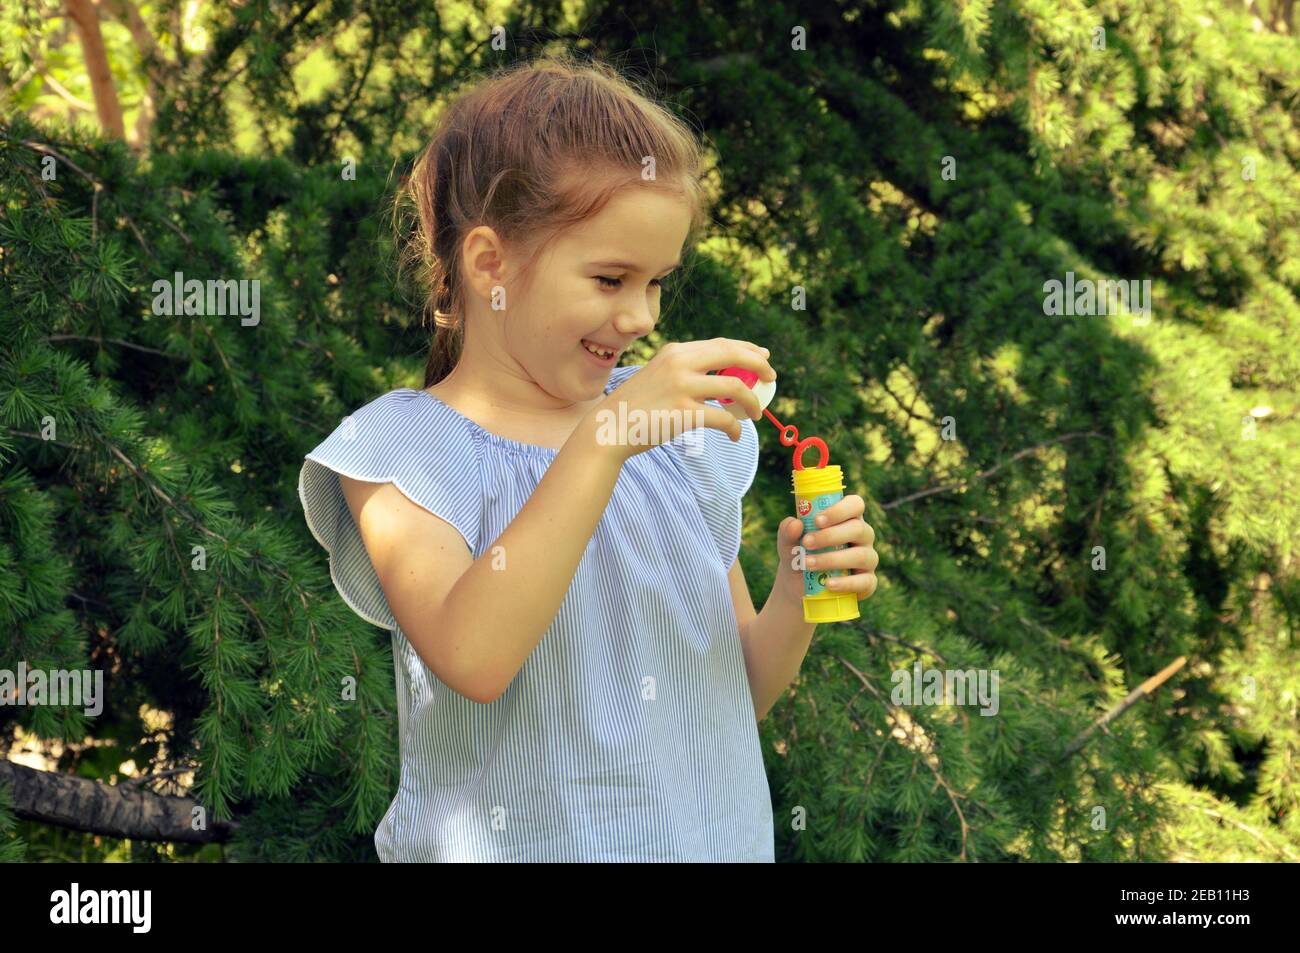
<box><xmin>299</xmin><ymin>55</ymin><xmax>879</xmax><ymax>862</ymax></box>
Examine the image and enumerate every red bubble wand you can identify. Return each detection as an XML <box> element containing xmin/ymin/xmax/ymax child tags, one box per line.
<box><xmin>714</xmin><ymin>366</ymin><xmax>830</xmax><ymax>470</ymax></box>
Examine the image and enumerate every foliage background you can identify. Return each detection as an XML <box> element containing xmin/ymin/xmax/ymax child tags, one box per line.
<box><xmin>1</xmin><ymin>0</ymin><xmax>1297</xmax><ymax>862</ymax></box>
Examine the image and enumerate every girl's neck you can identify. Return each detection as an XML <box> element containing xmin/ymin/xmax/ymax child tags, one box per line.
<box><xmin>425</xmin><ymin>363</ymin><xmax>607</xmax><ymax>442</ymax></box>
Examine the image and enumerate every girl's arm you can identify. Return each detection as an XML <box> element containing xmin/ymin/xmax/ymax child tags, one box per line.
<box><xmin>732</xmin><ymin>501</ymin><xmax>880</xmax><ymax>721</ymax></box>
<box><xmin>728</xmin><ymin>555</ymin><xmax>817</xmax><ymax>722</ymax></box>
<box><xmin>341</xmin><ymin>413</ymin><xmax>624</xmax><ymax>704</ymax></box>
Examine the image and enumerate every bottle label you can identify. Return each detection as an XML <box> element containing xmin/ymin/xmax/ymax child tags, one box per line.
<box><xmin>799</xmin><ymin>489</ymin><xmax>845</xmax><ymax>595</ymax></box>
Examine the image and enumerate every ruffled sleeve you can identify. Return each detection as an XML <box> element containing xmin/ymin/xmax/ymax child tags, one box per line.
<box><xmin>609</xmin><ymin>364</ymin><xmax>761</xmax><ymax>570</ymax></box>
<box><xmin>298</xmin><ymin>389</ymin><xmax>482</xmax><ymax>630</ymax></box>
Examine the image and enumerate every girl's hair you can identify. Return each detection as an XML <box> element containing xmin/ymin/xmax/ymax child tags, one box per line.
<box><xmin>398</xmin><ymin>52</ymin><xmax>712</xmax><ymax>388</ymax></box>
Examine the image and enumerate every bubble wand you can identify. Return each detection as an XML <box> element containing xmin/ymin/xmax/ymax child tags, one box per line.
<box><xmin>714</xmin><ymin>366</ymin><xmax>860</xmax><ymax>624</ymax></box>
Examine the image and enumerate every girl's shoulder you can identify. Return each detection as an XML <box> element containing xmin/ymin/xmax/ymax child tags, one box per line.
<box><xmin>318</xmin><ymin>387</ymin><xmax>470</xmax><ymax>455</ymax></box>
<box><xmin>298</xmin><ymin>388</ymin><xmax>483</xmax><ymax>630</ymax></box>
<box><xmin>300</xmin><ymin>386</ymin><xmax>479</xmax><ymax>520</ymax></box>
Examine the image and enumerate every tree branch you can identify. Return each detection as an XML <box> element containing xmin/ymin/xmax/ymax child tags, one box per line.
<box><xmin>8</xmin><ymin>135</ymin><xmax>151</xmax><ymax>252</ymax></box>
<box><xmin>1030</xmin><ymin>656</ymin><xmax>1188</xmax><ymax>778</ymax></box>
<box><xmin>46</xmin><ymin>334</ymin><xmax>184</xmax><ymax>359</ymax></box>
<box><xmin>38</xmin><ymin>68</ymin><xmax>95</xmax><ymax>112</ymax></box>
<box><xmin>0</xmin><ymin>760</ymin><xmax>238</xmax><ymax>843</ymax></box>
<box><xmin>881</xmin><ymin>431</ymin><xmax>1106</xmax><ymax>510</ymax></box>
<box><xmin>835</xmin><ymin>655</ymin><xmax>974</xmax><ymax>861</ymax></box>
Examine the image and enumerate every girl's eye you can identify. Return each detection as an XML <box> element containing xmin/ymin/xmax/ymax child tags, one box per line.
<box><xmin>596</xmin><ymin>276</ymin><xmax>666</xmax><ymax>289</ymax></box>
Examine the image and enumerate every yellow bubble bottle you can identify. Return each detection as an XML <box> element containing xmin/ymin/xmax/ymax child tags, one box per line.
<box><xmin>792</xmin><ymin>464</ymin><xmax>860</xmax><ymax>623</ymax></box>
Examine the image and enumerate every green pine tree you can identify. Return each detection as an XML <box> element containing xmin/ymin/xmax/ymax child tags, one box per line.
<box><xmin>1</xmin><ymin>0</ymin><xmax>1296</xmax><ymax>862</ymax></box>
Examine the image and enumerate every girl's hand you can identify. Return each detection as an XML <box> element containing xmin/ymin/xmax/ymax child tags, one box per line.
<box><xmin>777</xmin><ymin>494</ymin><xmax>879</xmax><ymax>604</ymax></box>
<box><xmin>586</xmin><ymin>338</ymin><xmax>777</xmax><ymax>464</ymax></box>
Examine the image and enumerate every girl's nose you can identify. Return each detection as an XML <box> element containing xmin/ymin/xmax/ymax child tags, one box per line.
<box><xmin>616</xmin><ymin>302</ymin><xmax>657</xmax><ymax>338</ymax></box>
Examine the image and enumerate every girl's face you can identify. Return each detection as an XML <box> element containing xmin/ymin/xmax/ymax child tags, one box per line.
<box><xmin>464</xmin><ymin>185</ymin><xmax>692</xmax><ymax>405</ymax></box>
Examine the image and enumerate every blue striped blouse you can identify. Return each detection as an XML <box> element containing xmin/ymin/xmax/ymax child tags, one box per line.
<box><xmin>298</xmin><ymin>363</ymin><xmax>775</xmax><ymax>862</ymax></box>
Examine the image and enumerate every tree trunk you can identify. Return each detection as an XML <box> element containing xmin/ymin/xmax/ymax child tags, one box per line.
<box><xmin>66</xmin><ymin>0</ymin><xmax>126</xmax><ymax>139</ymax></box>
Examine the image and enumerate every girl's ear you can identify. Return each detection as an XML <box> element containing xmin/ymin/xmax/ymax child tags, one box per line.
<box><xmin>461</xmin><ymin>225</ymin><xmax>510</xmax><ymax>297</ymax></box>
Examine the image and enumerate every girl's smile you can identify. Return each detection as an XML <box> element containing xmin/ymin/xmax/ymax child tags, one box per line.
<box><xmin>580</xmin><ymin>338</ymin><xmax>622</xmax><ymax>367</ymax></box>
